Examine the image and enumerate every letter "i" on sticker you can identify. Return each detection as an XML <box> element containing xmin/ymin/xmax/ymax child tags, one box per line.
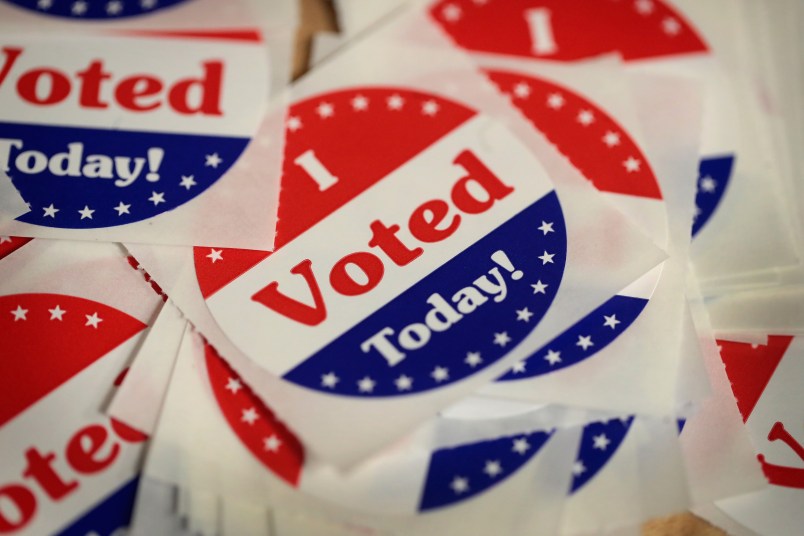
<box><xmin>294</xmin><ymin>149</ymin><xmax>339</xmax><ymax>191</ymax></box>
<box><xmin>525</xmin><ymin>8</ymin><xmax>558</xmax><ymax>55</ymax></box>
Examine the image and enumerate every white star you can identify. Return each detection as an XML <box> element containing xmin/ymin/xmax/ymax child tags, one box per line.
<box><xmin>442</xmin><ymin>3</ymin><xmax>462</xmax><ymax>22</ymax></box>
<box><xmin>544</xmin><ymin>349</ymin><xmax>562</xmax><ymax>365</ymax></box>
<box><xmin>42</xmin><ymin>204</ymin><xmax>59</xmax><ymax>218</ymax></box>
<box><xmin>576</xmin><ymin>335</ymin><xmax>594</xmax><ymax>351</ymax></box>
<box><xmin>241</xmin><ymin>407</ymin><xmax>259</xmax><ymax>425</ymax></box>
<box><xmin>395</xmin><ymin>375</ymin><xmax>413</xmax><ymax>391</ymax></box>
<box><xmin>593</xmin><ymin>433</ymin><xmax>611</xmax><ymax>450</ymax></box>
<box><xmin>85</xmin><ymin>312</ymin><xmax>103</xmax><ymax>329</ymax></box>
<box><xmin>140</xmin><ymin>0</ymin><xmax>157</xmax><ymax>8</ymax></box>
<box><xmin>225</xmin><ymin>378</ymin><xmax>242</xmax><ymax>394</ymax></box>
<box><xmin>357</xmin><ymin>376</ymin><xmax>376</xmax><ymax>393</ymax></box>
<box><xmin>148</xmin><ymin>191</ymin><xmax>165</xmax><ymax>206</ymax></box>
<box><xmin>422</xmin><ymin>100</ymin><xmax>440</xmax><ymax>116</ymax></box>
<box><xmin>572</xmin><ymin>460</ymin><xmax>586</xmax><ymax>476</ymax></box>
<box><xmin>634</xmin><ymin>0</ymin><xmax>654</xmax><ymax>15</ymax></box>
<box><xmin>662</xmin><ymin>17</ymin><xmax>682</xmax><ymax>36</ymax></box>
<box><xmin>511</xmin><ymin>360</ymin><xmax>527</xmax><ymax>373</ymax></box>
<box><xmin>538</xmin><ymin>251</ymin><xmax>555</xmax><ymax>265</ymax></box>
<box><xmin>263</xmin><ymin>434</ymin><xmax>282</xmax><ymax>452</ymax></box>
<box><xmin>316</xmin><ymin>102</ymin><xmax>334</xmax><ymax>118</ymax></box>
<box><xmin>71</xmin><ymin>1</ymin><xmax>87</xmax><ymax>15</ymax></box>
<box><xmin>106</xmin><ymin>1</ymin><xmax>123</xmax><ymax>15</ymax></box>
<box><xmin>207</xmin><ymin>248</ymin><xmax>223</xmax><ymax>263</ymax></box>
<box><xmin>37</xmin><ymin>0</ymin><xmax>53</xmax><ymax>9</ymax></box>
<box><xmin>693</xmin><ymin>205</ymin><xmax>701</xmax><ymax>220</ymax></box>
<box><xmin>180</xmin><ymin>175</ymin><xmax>197</xmax><ymax>190</ymax></box>
<box><xmin>465</xmin><ymin>352</ymin><xmax>483</xmax><ymax>367</ymax></box>
<box><xmin>0</xmin><ymin>236</ymin><xmax>10</xmax><ymax>244</ymax></box>
<box><xmin>450</xmin><ymin>476</ymin><xmax>469</xmax><ymax>494</ymax></box>
<box><xmin>431</xmin><ymin>366</ymin><xmax>449</xmax><ymax>382</ymax></box>
<box><xmin>602</xmin><ymin>131</ymin><xmax>621</xmax><ymax>147</ymax></box>
<box><xmin>512</xmin><ymin>437</ymin><xmax>530</xmax><ymax>455</ymax></box>
<box><xmin>387</xmin><ymin>94</ymin><xmax>405</xmax><ymax>110</ymax></box>
<box><xmin>351</xmin><ymin>95</ymin><xmax>368</xmax><ymax>111</ymax></box>
<box><xmin>205</xmin><ymin>153</ymin><xmax>222</xmax><ymax>168</ymax></box>
<box><xmin>321</xmin><ymin>372</ymin><xmax>339</xmax><ymax>388</ymax></box>
<box><xmin>603</xmin><ymin>314</ymin><xmax>621</xmax><ymax>329</ymax></box>
<box><xmin>513</xmin><ymin>82</ymin><xmax>531</xmax><ymax>99</ymax></box>
<box><xmin>537</xmin><ymin>221</ymin><xmax>554</xmax><ymax>235</ymax></box>
<box><xmin>77</xmin><ymin>206</ymin><xmax>95</xmax><ymax>219</ymax></box>
<box><xmin>577</xmin><ymin>110</ymin><xmax>595</xmax><ymax>126</ymax></box>
<box><xmin>286</xmin><ymin>116</ymin><xmax>303</xmax><ymax>131</ymax></box>
<box><xmin>48</xmin><ymin>305</ymin><xmax>66</xmax><ymax>321</ymax></box>
<box><xmin>699</xmin><ymin>176</ymin><xmax>717</xmax><ymax>193</ymax></box>
<box><xmin>516</xmin><ymin>308</ymin><xmax>534</xmax><ymax>322</ymax></box>
<box><xmin>484</xmin><ymin>460</ymin><xmax>503</xmax><ymax>477</ymax></box>
<box><xmin>623</xmin><ymin>156</ymin><xmax>641</xmax><ymax>173</ymax></box>
<box><xmin>112</xmin><ymin>201</ymin><xmax>131</xmax><ymax>216</ymax></box>
<box><xmin>546</xmin><ymin>93</ymin><xmax>565</xmax><ymax>109</ymax></box>
<box><xmin>531</xmin><ymin>280</ymin><xmax>548</xmax><ymax>294</ymax></box>
<box><xmin>493</xmin><ymin>332</ymin><xmax>511</xmax><ymax>347</ymax></box>
<box><xmin>11</xmin><ymin>305</ymin><xmax>27</xmax><ymax>321</ymax></box>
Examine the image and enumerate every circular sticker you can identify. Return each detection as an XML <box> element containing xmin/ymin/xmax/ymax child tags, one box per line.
<box><xmin>3</xmin><ymin>0</ymin><xmax>189</xmax><ymax>19</ymax></box>
<box><xmin>0</xmin><ymin>34</ymin><xmax>265</xmax><ymax>229</ymax></box>
<box><xmin>196</xmin><ymin>86</ymin><xmax>568</xmax><ymax>397</ymax></box>
<box><xmin>0</xmin><ymin>292</ymin><xmax>147</xmax><ymax>535</ymax></box>
<box><xmin>429</xmin><ymin>0</ymin><xmax>708</xmax><ymax>62</ymax></box>
<box><xmin>204</xmin><ymin>342</ymin><xmax>553</xmax><ymax>513</ymax></box>
<box><xmin>486</xmin><ymin>71</ymin><xmax>662</xmax><ymax>379</ymax></box>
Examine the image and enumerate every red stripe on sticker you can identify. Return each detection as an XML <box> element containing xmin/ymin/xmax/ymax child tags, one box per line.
<box><xmin>718</xmin><ymin>336</ymin><xmax>795</xmax><ymax>422</ymax></box>
<box><xmin>487</xmin><ymin>70</ymin><xmax>662</xmax><ymax>200</ymax></box>
<box><xmin>110</xmin><ymin>29</ymin><xmax>264</xmax><ymax>43</ymax></box>
<box><xmin>204</xmin><ymin>342</ymin><xmax>304</xmax><ymax>486</ymax></box>
<box><xmin>0</xmin><ymin>293</ymin><xmax>146</xmax><ymax>426</ymax></box>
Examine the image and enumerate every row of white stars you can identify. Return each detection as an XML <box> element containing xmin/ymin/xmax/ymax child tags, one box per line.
<box><xmin>10</xmin><ymin>305</ymin><xmax>103</xmax><ymax>327</ymax></box>
<box><xmin>508</xmin><ymin>314</ymin><xmax>621</xmax><ymax>372</ymax></box>
<box><xmin>287</xmin><ymin>96</ymin><xmax>442</xmax><ymax>131</ymax></box>
<box><xmin>37</xmin><ymin>0</ymin><xmax>158</xmax><ymax>15</ymax></box>
<box><xmin>509</xmin><ymin>85</ymin><xmax>643</xmax><ymax>172</ymax></box>
<box><xmin>449</xmin><ymin>437</ymin><xmax>532</xmax><ymax>495</ymax></box>
<box><xmin>224</xmin><ymin>379</ymin><xmax>284</xmax><ymax>453</ymax></box>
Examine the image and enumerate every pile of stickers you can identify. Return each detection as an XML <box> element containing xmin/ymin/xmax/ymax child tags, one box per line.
<box><xmin>1</xmin><ymin>0</ymin><xmax>802</xmax><ymax>534</ymax></box>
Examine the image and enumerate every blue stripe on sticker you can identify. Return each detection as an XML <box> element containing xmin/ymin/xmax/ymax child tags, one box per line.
<box><xmin>3</xmin><ymin>0</ymin><xmax>189</xmax><ymax>19</ymax></box>
<box><xmin>570</xmin><ymin>417</ymin><xmax>633</xmax><ymax>494</ymax></box>
<box><xmin>1</xmin><ymin>122</ymin><xmax>249</xmax><ymax>228</ymax></box>
<box><xmin>282</xmin><ymin>191</ymin><xmax>567</xmax><ymax>397</ymax></box>
<box><xmin>692</xmin><ymin>155</ymin><xmax>734</xmax><ymax>237</ymax></box>
<box><xmin>497</xmin><ymin>294</ymin><xmax>649</xmax><ymax>380</ymax></box>
<box><xmin>56</xmin><ymin>477</ymin><xmax>139</xmax><ymax>536</ymax></box>
<box><xmin>419</xmin><ymin>430</ymin><xmax>552</xmax><ymax>511</ymax></box>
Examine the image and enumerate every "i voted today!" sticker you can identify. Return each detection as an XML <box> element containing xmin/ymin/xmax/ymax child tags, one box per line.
<box><xmin>0</xmin><ymin>32</ymin><xmax>265</xmax><ymax>230</ymax></box>
<box><xmin>195</xmin><ymin>86</ymin><xmax>568</xmax><ymax>398</ymax></box>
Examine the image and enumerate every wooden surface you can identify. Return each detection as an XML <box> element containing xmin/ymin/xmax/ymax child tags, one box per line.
<box><xmin>291</xmin><ymin>1</ymin><xmax>730</xmax><ymax>534</ymax></box>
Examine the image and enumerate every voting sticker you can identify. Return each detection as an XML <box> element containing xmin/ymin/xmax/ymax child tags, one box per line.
<box><xmin>195</xmin><ymin>86</ymin><xmax>567</xmax><ymax>397</ymax></box>
<box><xmin>203</xmin><ymin>341</ymin><xmax>555</xmax><ymax>514</ymax></box>
<box><xmin>0</xmin><ymin>32</ymin><xmax>266</xmax><ymax>238</ymax></box>
<box><xmin>0</xmin><ymin>292</ymin><xmax>148</xmax><ymax>535</ymax></box>
<box><xmin>1</xmin><ymin>0</ymin><xmax>188</xmax><ymax>19</ymax></box>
